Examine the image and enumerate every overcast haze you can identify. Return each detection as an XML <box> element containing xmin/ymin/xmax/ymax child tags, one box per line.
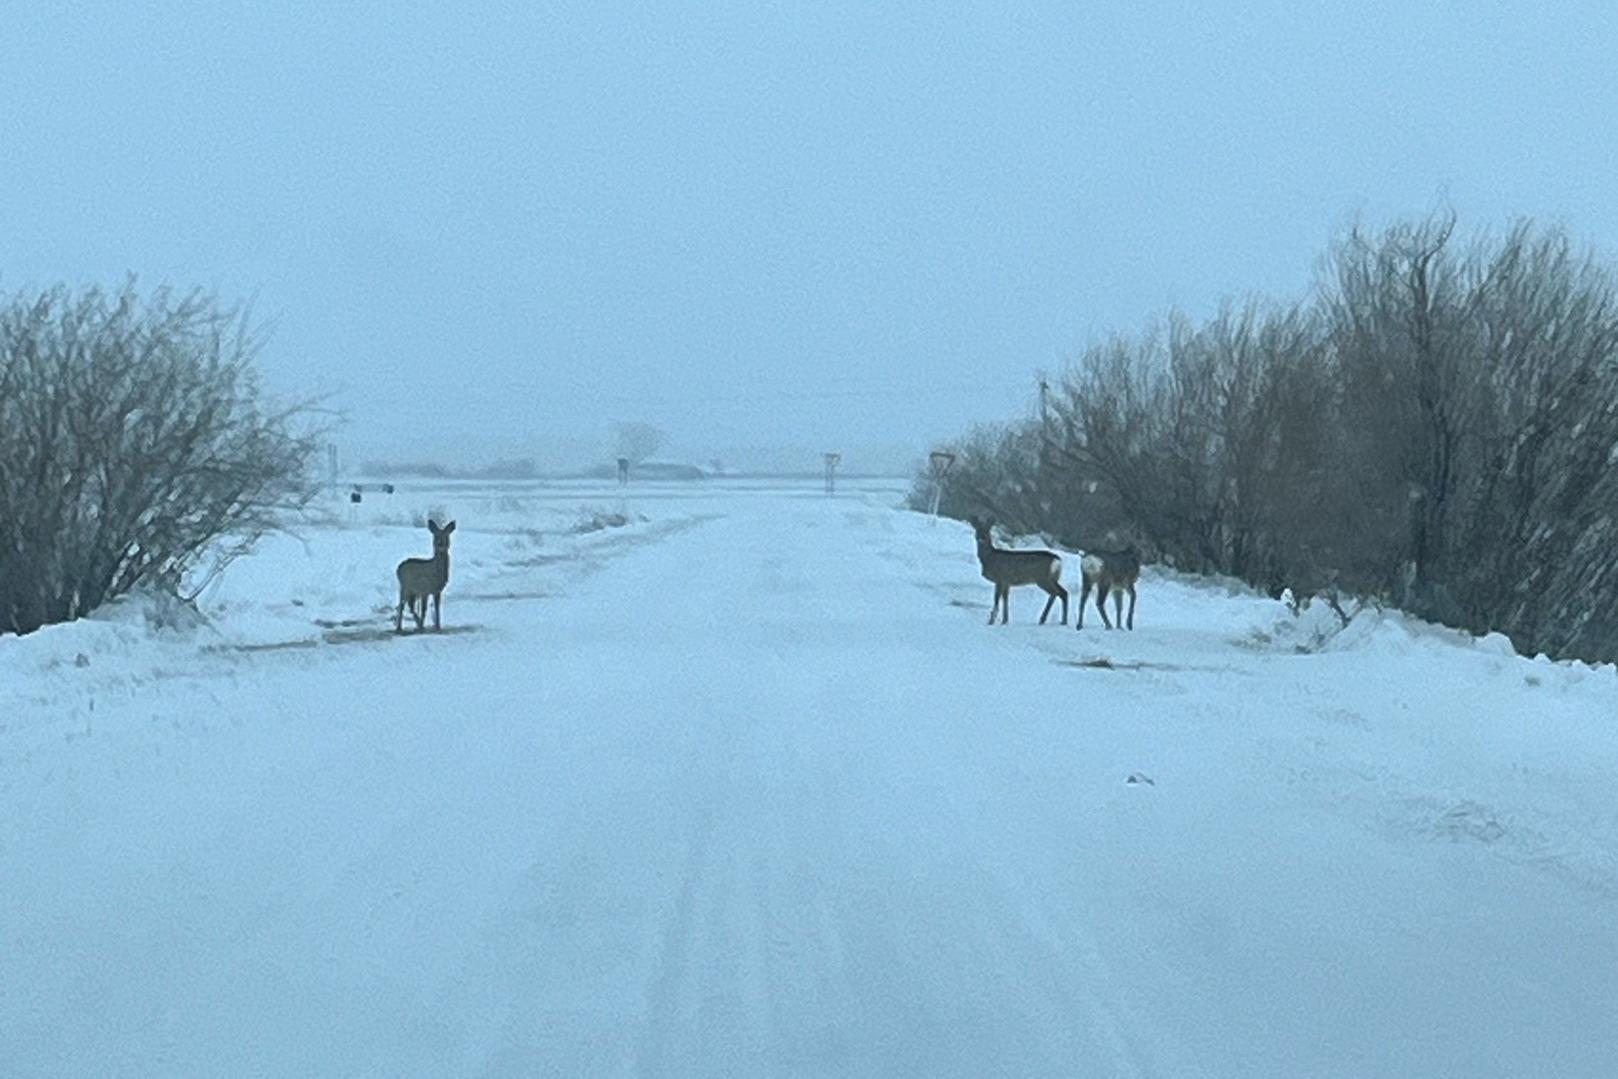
<box><xmin>4</xmin><ymin>2</ymin><xmax>1617</xmax><ymax>474</ymax></box>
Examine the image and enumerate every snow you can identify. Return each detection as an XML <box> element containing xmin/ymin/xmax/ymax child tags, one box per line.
<box><xmin>4</xmin><ymin>477</ymin><xmax>1617</xmax><ymax>1077</ymax></box>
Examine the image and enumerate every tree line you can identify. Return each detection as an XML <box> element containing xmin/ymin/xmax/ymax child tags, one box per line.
<box><xmin>916</xmin><ymin>213</ymin><xmax>1618</xmax><ymax>664</ymax></box>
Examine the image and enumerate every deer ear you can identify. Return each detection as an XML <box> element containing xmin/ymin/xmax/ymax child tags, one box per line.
<box><xmin>427</xmin><ymin>519</ymin><xmax>440</xmax><ymax>534</ymax></box>
<box><xmin>445</xmin><ymin>521</ymin><xmax>456</xmax><ymax>533</ymax></box>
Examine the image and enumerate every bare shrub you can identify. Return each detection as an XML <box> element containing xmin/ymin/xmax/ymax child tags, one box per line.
<box><xmin>1042</xmin><ymin>304</ymin><xmax>1330</xmax><ymax>575</ymax></box>
<box><xmin>1324</xmin><ymin>216</ymin><xmax>1618</xmax><ymax>651</ymax></box>
<box><xmin>0</xmin><ymin>282</ymin><xmax>326</xmax><ymax>635</ymax></box>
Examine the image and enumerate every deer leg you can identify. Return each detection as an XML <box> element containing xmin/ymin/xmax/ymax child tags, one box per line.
<box><xmin>395</xmin><ymin>591</ymin><xmax>405</xmax><ymax>634</ymax></box>
<box><xmin>412</xmin><ymin>596</ymin><xmax>426</xmax><ymax>631</ymax></box>
<box><xmin>1077</xmin><ymin>579</ymin><xmax>1091</xmax><ymax>629</ymax></box>
<box><xmin>1097</xmin><ymin>584</ymin><xmax>1113</xmax><ymax>629</ymax></box>
<box><xmin>1127</xmin><ymin>585</ymin><xmax>1137</xmax><ymax>630</ymax></box>
<box><xmin>1113</xmin><ymin>590</ymin><xmax>1124</xmax><ymax>629</ymax></box>
<box><xmin>433</xmin><ymin>591</ymin><xmax>442</xmax><ymax>631</ymax></box>
<box><xmin>1038</xmin><ymin>588</ymin><xmax>1057</xmax><ymax>625</ymax></box>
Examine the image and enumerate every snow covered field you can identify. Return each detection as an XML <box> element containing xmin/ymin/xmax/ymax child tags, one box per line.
<box><xmin>4</xmin><ymin>476</ymin><xmax>1617</xmax><ymax>1077</ymax></box>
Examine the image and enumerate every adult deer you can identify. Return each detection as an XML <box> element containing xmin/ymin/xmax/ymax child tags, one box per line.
<box><xmin>1077</xmin><ymin>546</ymin><xmax>1140</xmax><ymax>630</ymax></box>
<box><xmin>395</xmin><ymin>519</ymin><xmax>456</xmax><ymax>633</ymax></box>
<box><xmin>969</xmin><ymin>516</ymin><xmax>1068</xmax><ymax>626</ymax></box>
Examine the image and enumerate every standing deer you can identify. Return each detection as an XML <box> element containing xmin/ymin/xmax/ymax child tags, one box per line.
<box><xmin>395</xmin><ymin>519</ymin><xmax>456</xmax><ymax>633</ymax></box>
<box><xmin>969</xmin><ymin>516</ymin><xmax>1068</xmax><ymax>626</ymax></box>
<box><xmin>1077</xmin><ymin>546</ymin><xmax>1140</xmax><ymax>630</ymax></box>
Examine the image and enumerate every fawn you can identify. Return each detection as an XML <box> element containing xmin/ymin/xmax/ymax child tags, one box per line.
<box><xmin>1077</xmin><ymin>546</ymin><xmax>1140</xmax><ymax>630</ymax></box>
<box><xmin>395</xmin><ymin>519</ymin><xmax>456</xmax><ymax>633</ymax></box>
<box><xmin>969</xmin><ymin>516</ymin><xmax>1068</xmax><ymax>626</ymax></box>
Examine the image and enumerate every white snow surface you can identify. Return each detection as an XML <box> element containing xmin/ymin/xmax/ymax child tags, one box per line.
<box><xmin>4</xmin><ymin>477</ymin><xmax>1617</xmax><ymax>1077</ymax></box>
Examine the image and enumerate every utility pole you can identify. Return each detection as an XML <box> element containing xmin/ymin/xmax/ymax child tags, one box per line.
<box><xmin>824</xmin><ymin>452</ymin><xmax>841</xmax><ymax>495</ymax></box>
<box><xmin>1037</xmin><ymin>376</ymin><xmax>1056</xmax><ymax>490</ymax></box>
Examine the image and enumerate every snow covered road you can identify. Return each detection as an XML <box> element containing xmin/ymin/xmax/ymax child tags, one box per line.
<box><xmin>5</xmin><ymin>480</ymin><xmax>1617</xmax><ymax>1076</ymax></box>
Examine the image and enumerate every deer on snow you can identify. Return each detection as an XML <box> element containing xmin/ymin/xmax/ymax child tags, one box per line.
<box><xmin>1077</xmin><ymin>545</ymin><xmax>1140</xmax><ymax>631</ymax></box>
<box><xmin>969</xmin><ymin>516</ymin><xmax>1068</xmax><ymax>626</ymax></box>
<box><xmin>395</xmin><ymin>519</ymin><xmax>456</xmax><ymax>633</ymax></box>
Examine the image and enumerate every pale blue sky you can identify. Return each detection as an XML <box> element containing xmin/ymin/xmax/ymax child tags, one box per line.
<box><xmin>4</xmin><ymin>2</ymin><xmax>1617</xmax><ymax>472</ymax></box>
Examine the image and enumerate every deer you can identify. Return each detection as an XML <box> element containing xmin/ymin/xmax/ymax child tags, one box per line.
<box><xmin>968</xmin><ymin>516</ymin><xmax>1068</xmax><ymax>626</ymax></box>
<box><xmin>1077</xmin><ymin>545</ymin><xmax>1140</xmax><ymax>630</ymax></box>
<box><xmin>395</xmin><ymin>519</ymin><xmax>456</xmax><ymax>633</ymax></box>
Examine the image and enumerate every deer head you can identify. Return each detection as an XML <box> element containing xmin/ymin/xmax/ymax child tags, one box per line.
<box><xmin>428</xmin><ymin>519</ymin><xmax>456</xmax><ymax>556</ymax></box>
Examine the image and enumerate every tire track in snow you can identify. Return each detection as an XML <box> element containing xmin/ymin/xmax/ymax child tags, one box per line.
<box><xmin>635</xmin><ymin>806</ymin><xmax>717</xmax><ymax>1076</ymax></box>
<box><xmin>601</xmin><ymin>506</ymin><xmax>1181</xmax><ymax>1077</ymax></box>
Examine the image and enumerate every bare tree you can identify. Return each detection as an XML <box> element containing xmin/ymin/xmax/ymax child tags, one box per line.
<box><xmin>1323</xmin><ymin>212</ymin><xmax>1471</xmax><ymax>605</ymax></box>
<box><xmin>612</xmin><ymin>420</ymin><xmax>667</xmax><ymax>465</ymax></box>
<box><xmin>0</xmin><ymin>282</ymin><xmax>326</xmax><ymax>635</ymax></box>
